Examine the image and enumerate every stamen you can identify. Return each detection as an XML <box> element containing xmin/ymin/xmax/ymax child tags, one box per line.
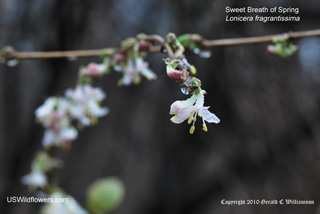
<box><xmin>146</xmin><ymin>74</ymin><xmax>152</xmax><ymax>80</ymax></box>
<box><xmin>170</xmin><ymin>115</ymin><xmax>177</xmax><ymax>122</ymax></box>
<box><xmin>190</xmin><ymin>65</ymin><xmax>197</xmax><ymax>74</ymax></box>
<box><xmin>133</xmin><ymin>76</ymin><xmax>141</xmax><ymax>84</ymax></box>
<box><xmin>192</xmin><ymin>110</ymin><xmax>198</xmax><ymax>122</ymax></box>
<box><xmin>77</xmin><ymin>123</ymin><xmax>84</xmax><ymax>130</ymax></box>
<box><xmin>192</xmin><ymin>114</ymin><xmax>197</xmax><ymax>124</ymax></box>
<box><xmin>189</xmin><ymin>126</ymin><xmax>195</xmax><ymax>134</ymax></box>
<box><xmin>202</xmin><ymin>123</ymin><xmax>208</xmax><ymax>132</ymax></box>
<box><xmin>190</xmin><ymin>115</ymin><xmax>197</xmax><ymax>134</ymax></box>
<box><xmin>198</xmin><ymin>112</ymin><xmax>202</xmax><ymax>117</ymax></box>
<box><xmin>117</xmin><ymin>79</ymin><xmax>123</xmax><ymax>87</ymax></box>
<box><xmin>91</xmin><ymin>117</ymin><xmax>98</xmax><ymax>125</ymax></box>
<box><xmin>188</xmin><ymin>115</ymin><xmax>193</xmax><ymax>124</ymax></box>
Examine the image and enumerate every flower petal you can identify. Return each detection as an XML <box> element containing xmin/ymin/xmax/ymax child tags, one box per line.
<box><xmin>61</xmin><ymin>127</ymin><xmax>78</xmax><ymax>142</ymax></box>
<box><xmin>42</xmin><ymin>129</ymin><xmax>58</xmax><ymax>146</ymax></box>
<box><xmin>21</xmin><ymin>170</ymin><xmax>47</xmax><ymax>187</ymax></box>
<box><xmin>202</xmin><ymin>107</ymin><xmax>220</xmax><ymax>123</ymax></box>
<box><xmin>172</xmin><ymin>107</ymin><xmax>195</xmax><ymax>124</ymax></box>
<box><xmin>88</xmin><ymin>100</ymin><xmax>109</xmax><ymax>117</ymax></box>
<box><xmin>140</xmin><ymin>67</ymin><xmax>157</xmax><ymax>80</ymax></box>
<box><xmin>80</xmin><ymin>117</ymin><xmax>91</xmax><ymax>126</ymax></box>
<box><xmin>169</xmin><ymin>95</ymin><xmax>198</xmax><ymax>114</ymax></box>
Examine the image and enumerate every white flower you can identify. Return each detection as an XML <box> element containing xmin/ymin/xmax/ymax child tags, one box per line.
<box><xmin>35</xmin><ymin>97</ymin><xmax>78</xmax><ymax>147</ymax></box>
<box><xmin>117</xmin><ymin>58</ymin><xmax>157</xmax><ymax>86</ymax></box>
<box><xmin>42</xmin><ymin>127</ymin><xmax>78</xmax><ymax>147</ymax></box>
<box><xmin>65</xmin><ymin>84</ymin><xmax>109</xmax><ymax>126</ymax></box>
<box><xmin>41</xmin><ymin>193</ymin><xmax>88</xmax><ymax>214</ymax></box>
<box><xmin>170</xmin><ymin>90</ymin><xmax>220</xmax><ymax>134</ymax></box>
<box><xmin>35</xmin><ymin>97</ymin><xmax>69</xmax><ymax>128</ymax></box>
<box><xmin>21</xmin><ymin>167</ymin><xmax>47</xmax><ymax>188</ymax></box>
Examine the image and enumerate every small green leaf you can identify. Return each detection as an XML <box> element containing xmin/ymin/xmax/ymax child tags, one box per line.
<box><xmin>78</xmin><ymin>76</ymin><xmax>92</xmax><ymax>84</ymax></box>
<box><xmin>177</xmin><ymin>35</ymin><xmax>199</xmax><ymax>50</ymax></box>
<box><xmin>177</xmin><ymin>35</ymin><xmax>191</xmax><ymax>46</ymax></box>
<box><xmin>188</xmin><ymin>42</ymin><xmax>198</xmax><ymax>50</ymax></box>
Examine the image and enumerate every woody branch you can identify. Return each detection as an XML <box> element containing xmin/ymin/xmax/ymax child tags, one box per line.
<box><xmin>0</xmin><ymin>29</ymin><xmax>319</xmax><ymax>61</ymax></box>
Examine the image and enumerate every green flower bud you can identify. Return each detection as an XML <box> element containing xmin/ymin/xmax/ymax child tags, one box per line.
<box><xmin>86</xmin><ymin>177</ymin><xmax>125</xmax><ymax>214</ymax></box>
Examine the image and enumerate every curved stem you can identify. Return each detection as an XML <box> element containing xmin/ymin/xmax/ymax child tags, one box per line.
<box><xmin>147</xmin><ymin>34</ymin><xmax>174</xmax><ymax>58</ymax></box>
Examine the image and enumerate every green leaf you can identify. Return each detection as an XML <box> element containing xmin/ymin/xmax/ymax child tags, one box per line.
<box><xmin>177</xmin><ymin>35</ymin><xmax>191</xmax><ymax>46</ymax></box>
<box><xmin>178</xmin><ymin>35</ymin><xmax>199</xmax><ymax>50</ymax></box>
<box><xmin>78</xmin><ymin>76</ymin><xmax>92</xmax><ymax>85</ymax></box>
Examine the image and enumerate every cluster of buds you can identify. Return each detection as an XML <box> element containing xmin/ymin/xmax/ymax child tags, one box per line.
<box><xmin>112</xmin><ymin>34</ymin><xmax>157</xmax><ymax>86</ymax></box>
<box><xmin>164</xmin><ymin>58</ymin><xmax>198</xmax><ymax>94</ymax></box>
<box><xmin>78</xmin><ymin>58</ymin><xmax>111</xmax><ymax>86</ymax></box>
<box><xmin>268</xmin><ymin>34</ymin><xmax>298</xmax><ymax>57</ymax></box>
<box><xmin>79</xmin><ymin>62</ymin><xmax>109</xmax><ymax>79</ymax></box>
<box><xmin>34</xmin><ymin>61</ymin><xmax>110</xmax><ymax>150</ymax></box>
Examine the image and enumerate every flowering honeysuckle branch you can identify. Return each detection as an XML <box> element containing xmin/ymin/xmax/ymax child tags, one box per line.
<box><xmin>1</xmin><ymin>29</ymin><xmax>320</xmax><ymax>61</ymax></box>
<box><xmin>15</xmin><ymin>28</ymin><xmax>320</xmax><ymax>213</ymax></box>
<box><xmin>21</xmin><ymin>31</ymin><xmax>216</xmax><ymax>214</ymax></box>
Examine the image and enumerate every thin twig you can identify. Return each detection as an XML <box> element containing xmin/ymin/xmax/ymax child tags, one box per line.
<box><xmin>1</xmin><ymin>29</ymin><xmax>319</xmax><ymax>60</ymax></box>
<box><xmin>201</xmin><ymin>29</ymin><xmax>320</xmax><ymax>47</ymax></box>
<box><xmin>5</xmin><ymin>47</ymin><xmax>161</xmax><ymax>59</ymax></box>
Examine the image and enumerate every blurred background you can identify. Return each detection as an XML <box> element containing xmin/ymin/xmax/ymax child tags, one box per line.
<box><xmin>1</xmin><ymin>0</ymin><xmax>320</xmax><ymax>213</ymax></box>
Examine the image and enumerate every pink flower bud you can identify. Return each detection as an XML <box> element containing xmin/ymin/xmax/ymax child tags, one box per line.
<box><xmin>113</xmin><ymin>54</ymin><xmax>126</xmax><ymax>63</ymax></box>
<box><xmin>168</xmin><ymin>70</ymin><xmax>183</xmax><ymax>82</ymax></box>
<box><xmin>138</xmin><ymin>41</ymin><xmax>151</xmax><ymax>52</ymax></box>
<box><xmin>166</xmin><ymin>65</ymin><xmax>183</xmax><ymax>82</ymax></box>
<box><xmin>81</xmin><ymin>63</ymin><xmax>104</xmax><ymax>78</ymax></box>
<box><xmin>87</xmin><ymin>63</ymin><xmax>100</xmax><ymax>72</ymax></box>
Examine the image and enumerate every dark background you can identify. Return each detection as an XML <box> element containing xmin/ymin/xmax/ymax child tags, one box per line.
<box><xmin>1</xmin><ymin>0</ymin><xmax>320</xmax><ymax>213</ymax></box>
